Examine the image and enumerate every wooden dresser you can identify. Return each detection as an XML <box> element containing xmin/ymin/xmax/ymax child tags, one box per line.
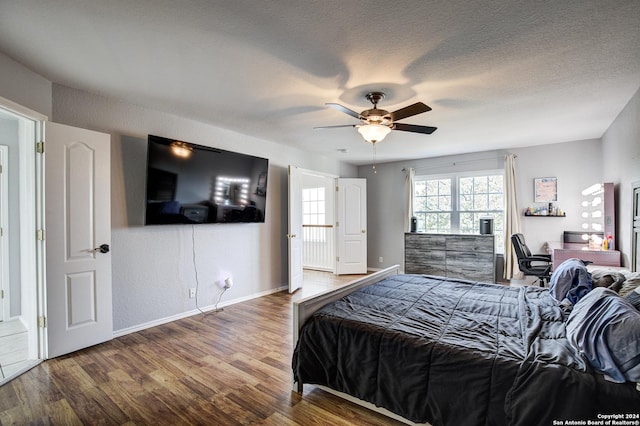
<box><xmin>405</xmin><ymin>233</ymin><xmax>496</xmax><ymax>283</ymax></box>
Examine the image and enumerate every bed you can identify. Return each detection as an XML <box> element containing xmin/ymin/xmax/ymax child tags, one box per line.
<box><xmin>292</xmin><ymin>265</ymin><xmax>640</xmax><ymax>426</ymax></box>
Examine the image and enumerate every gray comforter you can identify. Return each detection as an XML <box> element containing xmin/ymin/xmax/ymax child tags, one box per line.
<box><xmin>292</xmin><ymin>274</ymin><xmax>640</xmax><ymax>425</ymax></box>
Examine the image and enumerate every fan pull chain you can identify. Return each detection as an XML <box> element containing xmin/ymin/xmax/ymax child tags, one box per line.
<box><xmin>372</xmin><ymin>142</ymin><xmax>377</xmax><ymax>173</ymax></box>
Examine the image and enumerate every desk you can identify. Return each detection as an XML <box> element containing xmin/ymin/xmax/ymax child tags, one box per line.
<box><xmin>553</xmin><ymin>249</ymin><xmax>620</xmax><ymax>269</ymax></box>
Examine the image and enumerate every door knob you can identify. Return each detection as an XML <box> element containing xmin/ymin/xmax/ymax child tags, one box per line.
<box><xmin>94</xmin><ymin>244</ymin><xmax>110</xmax><ymax>254</ymax></box>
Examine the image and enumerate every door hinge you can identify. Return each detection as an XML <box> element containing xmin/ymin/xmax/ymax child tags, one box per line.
<box><xmin>336</xmin><ymin>256</ymin><xmax>339</xmax><ymax>262</ymax></box>
<box><xmin>336</xmin><ymin>186</ymin><xmax>339</xmax><ymax>192</ymax></box>
<box><xmin>0</xmin><ymin>164</ymin><xmax>2</xmax><ymax>173</ymax></box>
<box><xmin>36</xmin><ymin>229</ymin><xmax>45</xmax><ymax>241</ymax></box>
<box><xmin>38</xmin><ymin>316</ymin><xmax>47</xmax><ymax>328</ymax></box>
<box><xmin>36</xmin><ymin>141</ymin><xmax>44</xmax><ymax>154</ymax></box>
<box><xmin>1</xmin><ymin>289</ymin><xmax>4</xmax><ymax>299</ymax></box>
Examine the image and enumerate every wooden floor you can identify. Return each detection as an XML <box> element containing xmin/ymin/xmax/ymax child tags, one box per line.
<box><xmin>0</xmin><ymin>272</ymin><xmax>402</xmax><ymax>425</ymax></box>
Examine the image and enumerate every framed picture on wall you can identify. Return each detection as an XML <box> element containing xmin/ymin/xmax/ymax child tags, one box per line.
<box><xmin>534</xmin><ymin>177</ymin><xmax>557</xmax><ymax>202</ymax></box>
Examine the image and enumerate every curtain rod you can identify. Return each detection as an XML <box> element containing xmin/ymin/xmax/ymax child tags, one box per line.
<box><xmin>402</xmin><ymin>154</ymin><xmax>514</xmax><ymax>173</ymax></box>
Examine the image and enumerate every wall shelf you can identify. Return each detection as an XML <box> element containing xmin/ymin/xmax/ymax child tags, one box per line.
<box><xmin>524</xmin><ymin>214</ymin><xmax>566</xmax><ymax>217</ymax></box>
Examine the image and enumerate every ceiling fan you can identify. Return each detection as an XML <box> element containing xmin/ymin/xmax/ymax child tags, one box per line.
<box><xmin>317</xmin><ymin>91</ymin><xmax>437</xmax><ymax>144</ymax></box>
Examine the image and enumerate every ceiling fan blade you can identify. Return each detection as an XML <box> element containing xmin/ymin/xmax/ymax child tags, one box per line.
<box><xmin>393</xmin><ymin>123</ymin><xmax>437</xmax><ymax>134</ymax></box>
<box><xmin>390</xmin><ymin>102</ymin><xmax>432</xmax><ymax>122</ymax></box>
<box><xmin>326</xmin><ymin>103</ymin><xmax>361</xmax><ymax>119</ymax></box>
<box><xmin>314</xmin><ymin>124</ymin><xmax>357</xmax><ymax>129</ymax></box>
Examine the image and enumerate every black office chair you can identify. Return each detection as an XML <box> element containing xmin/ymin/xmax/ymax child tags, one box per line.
<box><xmin>511</xmin><ymin>233</ymin><xmax>553</xmax><ymax>287</ymax></box>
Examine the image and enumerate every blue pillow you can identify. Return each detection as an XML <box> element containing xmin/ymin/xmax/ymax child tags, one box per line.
<box><xmin>549</xmin><ymin>258</ymin><xmax>592</xmax><ymax>306</ymax></box>
<box><xmin>566</xmin><ymin>287</ymin><xmax>640</xmax><ymax>383</ymax></box>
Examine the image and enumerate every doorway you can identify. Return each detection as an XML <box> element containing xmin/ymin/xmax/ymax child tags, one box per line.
<box><xmin>0</xmin><ymin>97</ymin><xmax>46</xmax><ymax>384</ymax></box>
<box><xmin>301</xmin><ymin>172</ymin><xmax>336</xmax><ymax>272</ymax></box>
<box><xmin>288</xmin><ymin>166</ymin><xmax>367</xmax><ymax>293</ymax></box>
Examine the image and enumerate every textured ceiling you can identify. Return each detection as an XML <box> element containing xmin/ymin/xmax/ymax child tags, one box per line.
<box><xmin>0</xmin><ymin>0</ymin><xmax>638</xmax><ymax>165</ymax></box>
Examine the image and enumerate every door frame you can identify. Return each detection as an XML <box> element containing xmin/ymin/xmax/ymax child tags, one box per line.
<box><xmin>0</xmin><ymin>145</ymin><xmax>8</xmax><ymax>321</ymax></box>
<box><xmin>0</xmin><ymin>95</ymin><xmax>47</xmax><ymax>379</ymax></box>
<box><xmin>288</xmin><ymin>166</ymin><xmax>339</xmax><ymax>292</ymax></box>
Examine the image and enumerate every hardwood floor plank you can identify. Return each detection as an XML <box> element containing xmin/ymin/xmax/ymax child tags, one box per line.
<box><xmin>0</xmin><ymin>275</ymin><xmax>405</xmax><ymax>425</ymax></box>
<box><xmin>304</xmin><ymin>387</ymin><xmax>404</xmax><ymax>426</ymax></box>
<box><xmin>262</xmin><ymin>410</ymin><xmax>305</xmax><ymax>426</ymax></box>
<box><xmin>226</xmin><ymin>384</ymin><xmax>279</xmax><ymax>420</ymax></box>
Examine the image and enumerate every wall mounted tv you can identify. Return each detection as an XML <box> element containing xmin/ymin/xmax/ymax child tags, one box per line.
<box><xmin>145</xmin><ymin>134</ymin><xmax>269</xmax><ymax>225</ymax></box>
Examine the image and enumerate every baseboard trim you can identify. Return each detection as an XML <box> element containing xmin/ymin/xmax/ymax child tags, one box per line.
<box><xmin>113</xmin><ymin>285</ymin><xmax>288</xmax><ymax>338</ymax></box>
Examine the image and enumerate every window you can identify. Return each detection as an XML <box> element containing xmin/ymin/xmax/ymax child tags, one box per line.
<box><xmin>303</xmin><ymin>187</ymin><xmax>325</xmax><ymax>225</ymax></box>
<box><xmin>413</xmin><ymin>171</ymin><xmax>505</xmax><ymax>253</ymax></box>
<box><xmin>413</xmin><ymin>179</ymin><xmax>451</xmax><ymax>233</ymax></box>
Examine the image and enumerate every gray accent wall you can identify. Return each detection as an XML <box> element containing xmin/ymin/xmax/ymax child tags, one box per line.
<box><xmin>602</xmin><ymin>87</ymin><xmax>640</xmax><ymax>267</ymax></box>
<box><xmin>359</xmin><ymin>139</ymin><xmax>605</xmax><ymax>272</ymax></box>
<box><xmin>0</xmin><ymin>46</ymin><xmax>637</xmax><ymax>333</ymax></box>
<box><xmin>51</xmin><ymin>84</ymin><xmax>357</xmax><ymax>331</ymax></box>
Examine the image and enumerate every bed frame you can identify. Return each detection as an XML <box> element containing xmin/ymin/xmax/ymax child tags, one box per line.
<box><xmin>292</xmin><ymin>265</ymin><xmax>401</xmax><ymax>357</ymax></box>
<box><xmin>292</xmin><ymin>265</ymin><xmax>427</xmax><ymax>425</ymax></box>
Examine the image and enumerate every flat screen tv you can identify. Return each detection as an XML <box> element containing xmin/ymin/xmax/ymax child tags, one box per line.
<box><xmin>145</xmin><ymin>134</ymin><xmax>268</xmax><ymax>225</ymax></box>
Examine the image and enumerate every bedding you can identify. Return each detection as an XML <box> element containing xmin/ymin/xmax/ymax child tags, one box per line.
<box><xmin>548</xmin><ymin>258</ymin><xmax>592</xmax><ymax>307</ymax></box>
<box><xmin>591</xmin><ymin>270</ymin><xmax>627</xmax><ymax>293</ymax></box>
<box><xmin>620</xmin><ymin>272</ymin><xmax>640</xmax><ymax>297</ymax></box>
<box><xmin>566</xmin><ymin>287</ymin><xmax>640</xmax><ymax>383</ymax></box>
<box><xmin>292</xmin><ymin>274</ymin><xmax>640</xmax><ymax>426</ymax></box>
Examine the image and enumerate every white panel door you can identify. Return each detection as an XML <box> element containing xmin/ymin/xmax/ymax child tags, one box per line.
<box><xmin>336</xmin><ymin>178</ymin><xmax>367</xmax><ymax>275</ymax></box>
<box><xmin>45</xmin><ymin>122</ymin><xmax>112</xmax><ymax>358</ymax></box>
<box><xmin>288</xmin><ymin>165</ymin><xmax>303</xmax><ymax>293</ymax></box>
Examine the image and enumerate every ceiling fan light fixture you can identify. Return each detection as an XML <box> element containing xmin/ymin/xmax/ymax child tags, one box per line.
<box><xmin>358</xmin><ymin>123</ymin><xmax>391</xmax><ymax>144</ymax></box>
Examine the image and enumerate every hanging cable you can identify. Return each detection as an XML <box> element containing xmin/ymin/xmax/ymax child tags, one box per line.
<box><xmin>214</xmin><ymin>288</ymin><xmax>227</xmax><ymax>312</ymax></box>
<box><xmin>191</xmin><ymin>224</ymin><xmax>205</xmax><ymax>315</ymax></box>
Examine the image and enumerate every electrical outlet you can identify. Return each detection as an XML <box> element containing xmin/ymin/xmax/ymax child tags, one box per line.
<box><xmin>189</xmin><ymin>288</ymin><xmax>196</xmax><ymax>298</ymax></box>
<box><xmin>379</xmin><ymin>256</ymin><xmax>383</xmax><ymax>263</ymax></box>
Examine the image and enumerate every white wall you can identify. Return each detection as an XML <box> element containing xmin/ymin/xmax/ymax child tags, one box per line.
<box><xmin>359</xmin><ymin>152</ymin><xmax>505</xmax><ymax>271</ymax></box>
<box><xmin>512</xmin><ymin>139</ymin><xmax>603</xmax><ymax>253</ymax></box>
<box><xmin>0</xmin><ymin>116</ymin><xmax>21</xmax><ymax>317</ymax></box>
<box><xmin>601</xmin><ymin>87</ymin><xmax>640</xmax><ymax>267</ymax></box>
<box><xmin>51</xmin><ymin>84</ymin><xmax>356</xmax><ymax>331</ymax></box>
<box><xmin>0</xmin><ymin>52</ymin><xmax>52</xmax><ymax>118</ymax></box>
<box><xmin>359</xmin><ymin>140</ymin><xmax>604</xmax><ymax>272</ymax></box>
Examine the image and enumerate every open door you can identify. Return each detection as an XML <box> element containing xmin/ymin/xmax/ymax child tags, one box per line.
<box><xmin>336</xmin><ymin>178</ymin><xmax>367</xmax><ymax>275</ymax></box>
<box><xmin>288</xmin><ymin>165</ymin><xmax>303</xmax><ymax>293</ymax></box>
<box><xmin>45</xmin><ymin>122</ymin><xmax>112</xmax><ymax>358</ymax></box>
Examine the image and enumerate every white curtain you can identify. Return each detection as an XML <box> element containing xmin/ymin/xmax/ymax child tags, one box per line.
<box><xmin>504</xmin><ymin>154</ymin><xmax>523</xmax><ymax>280</ymax></box>
<box><xmin>404</xmin><ymin>168</ymin><xmax>415</xmax><ymax>232</ymax></box>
